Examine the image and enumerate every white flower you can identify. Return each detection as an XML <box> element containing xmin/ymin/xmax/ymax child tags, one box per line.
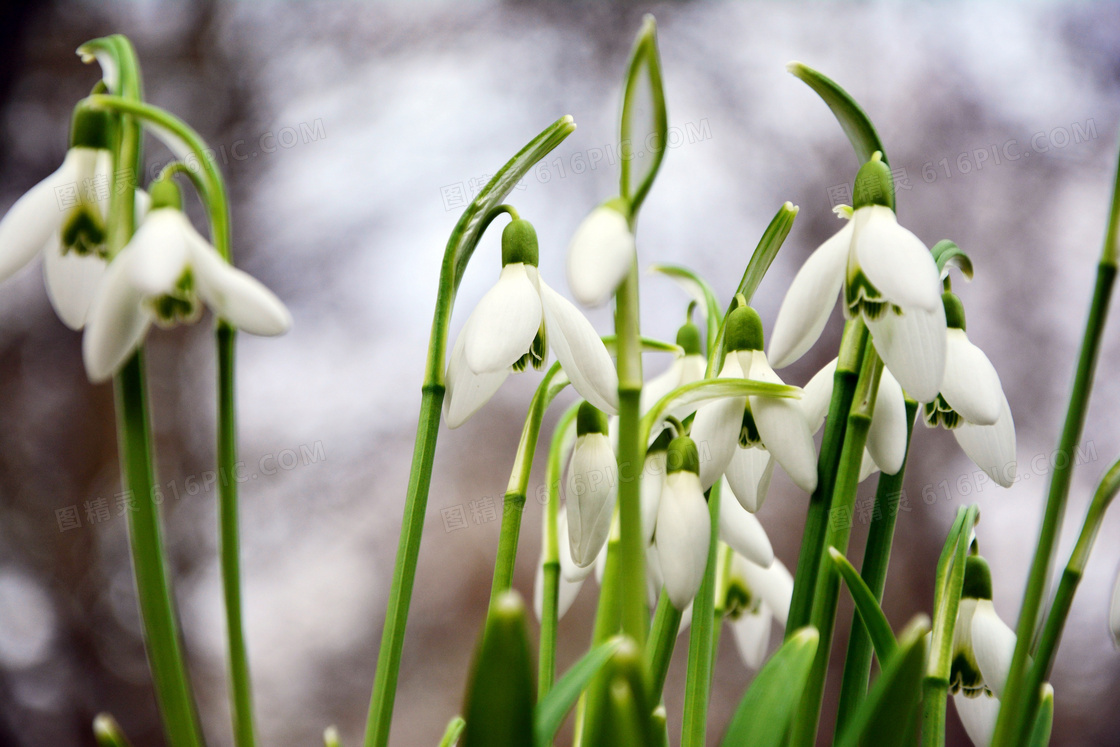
<box><xmin>722</xmin><ymin>551</ymin><xmax>793</xmax><ymax>670</ymax></box>
<box><xmin>690</xmin><ymin>307</ymin><xmax>817</xmax><ymax>496</ymax></box>
<box><xmin>802</xmin><ymin>358</ymin><xmax>909</xmax><ymax>480</ymax></box>
<box><xmin>82</xmin><ymin>203</ymin><xmax>291</xmax><ymax>382</ymax></box>
<box><xmin>565</xmin><ymin>403</ymin><xmax>618</xmax><ymax>567</ymax></box>
<box><xmin>566</xmin><ymin>201</ymin><xmax>634</xmax><ymax>307</ymax></box>
<box><xmin>925</xmin><ymin>296</ymin><xmax>1016</xmax><ymax>488</ymax></box>
<box><xmin>718</xmin><ymin>478</ymin><xmax>774</xmax><ymax>567</ymax></box>
<box><xmin>768</xmin><ymin>167</ymin><xmax>946</xmax><ymax>403</ymax></box>
<box><xmin>444</xmin><ymin>219</ymin><xmax>619</xmax><ymax>428</ymax></box>
<box><xmin>950</xmin><ymin>555</ymin><xmax>1030</xmax><ymax>747</ymax></box>
<box><xmin>653</xmin><ymin>437</ymin><xmax>711</xmax><ymax>609</ymax></box>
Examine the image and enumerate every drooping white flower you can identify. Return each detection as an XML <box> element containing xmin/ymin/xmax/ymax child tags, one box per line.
<box><xmin>925</xmin><ymin>292</ymin><xmax>1016</xmax><ymax>488</ymax></box>
<box><xmin>950</xmin><ymin>554</ymin><xmax>1033</xmax><ymax>747</ymax></box>
<box><xmin>565</xmin><ymin>403</ymin><xmax>618</xmax><ymax>567</ymax></box>
<box><xmin>768</xmin><ymin>154</ymin><xmax>946</xmax><ymax>403</ymax></box>
<box><xmin>718</xmin><ymin>477</ymin><xmax>774</xmax><ymax>567</ymax></box>
<box><xmin>654</xmin><ymin>436</ymin><xmax>711</xmax><ymax>609</ymax></box>
<box><xmin>690</xmin><ymin>305</ymin><xmax>817</xmax><ymax>496</ymax></box>
<box><xmin>566</xmin><ymin>200</ymin><xmax>634</xmax><ymax>307</ymax></box>
<box><xmin>802</xmin><ymin>358</ymin><xmax>909</xmax><ymax>480</ymax></box>
<box><xmin>0</xmin><ymin>108</ymin><xmax>119</xmax><ymax>329</ymax></box>
<box><xmin>82</xmin><ymin>179</ymin><xmax>291</xmax><ymax>382</ymax></box>
<box><xmin>720</xmin><ymin>550</ymin><xmax>793</xmax><ymax>669</ymax></box>
<box><xmin>444</xmin><ymin>219</ymin><xmax>619</xmax><ymax>427</ymax></box>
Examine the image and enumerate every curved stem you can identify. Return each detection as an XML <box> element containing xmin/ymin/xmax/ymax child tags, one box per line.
<box><xmin>490</xmin><ymin>364</ymin><xmax>568</xmax><ymax>600</ymax></box>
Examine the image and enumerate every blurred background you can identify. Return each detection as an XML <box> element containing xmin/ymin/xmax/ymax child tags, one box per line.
<box><xmin>2</xmin><ymin>1</ymin><xmax>1120</xmax><ymax>745</ymax></box>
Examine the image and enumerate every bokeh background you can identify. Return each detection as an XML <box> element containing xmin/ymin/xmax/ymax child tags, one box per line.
<box><xmin>2</xmin><ymin>1</ymin><xmax>1120</xmax><ymax>745</ymax></box>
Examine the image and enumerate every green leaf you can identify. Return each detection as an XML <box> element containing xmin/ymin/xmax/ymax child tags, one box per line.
<box><xmin>438</xmin><ymin>717</ymin><xmax>465</xmax><ymax>747</ymax></box>
<box><xmin>649</xmin><ymin>264</ymin><xmax>723</xmax><ymax>358</ymax></box>
<box><xmin>829</xmin><ymin>547</ymin><xmax>897</xmax><ymax>663</ymax></box>
<box><xmin>619</xmin><ymin>14</ymin><xmax>668</xmax><ymax>217</ymax></box>
<box><xmin>580</xmin><ymin>638</ymin><xmax>656</xmax><ymax>747</ymax></box>
<box><xmin>1028</xmin><ymin>684</ymin><xmax>1054</xmax><ymax>747</ymax></box>
<box><xmin>709</xmin><ymin>202</ymin><xmax>798</xmax><ymax>371</ymax></box>
<box><xmin>787</xmin><ymin>62</ymin><xmax>887</xmax><ymax>167</ymax></box>
<box><xmin>721</xmin><ymin>627</ymin><xmax>820</xmax><ymax>747</ymax></box>
<box><xmin>533</xmin><ymin>637</ymin><xmax>623</xmax><ymax>747</ymax></box>
<box><xmin>836</xmin><ymin>616</ymin><xmax>930</xmax><ymax>747</ymax></box>
<box><xmin>931</xmin><ymin>240</ymin><xmax>974</xmax><ymax>280</ymax></box>
<box><xmin>92</xmin><ymin>714</ymin><xmax>134</xmax><ymax>747</ymax></box>
<box><xmin>601</xmin><ymin>335</ymin><xmax>683</xmax><ymax>357</ymax></box>
<box><xmin>451</xmin><ymin>116</ymin><xmax>576</xmax><ymax>290</ymax></box>
<box><xmin>461</xmin><ymin>592</ymin><xmax>535</xmax><ymax>747</ymax></box>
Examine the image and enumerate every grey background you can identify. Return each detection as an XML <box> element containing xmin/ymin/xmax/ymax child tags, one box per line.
<box><xmin>1</xmin><ymin>1</ymin><xmax>1120</xmax><ymax>745</ymax></box>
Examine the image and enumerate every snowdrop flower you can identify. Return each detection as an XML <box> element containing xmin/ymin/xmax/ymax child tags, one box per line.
<box><xmin>566</xmin><ymin>403</ymin><xmax>618</xmax><ymax>567</ymax></box>
<box><xmin>690</xmin><ymin>305</ymin><xmax>817</xmax><ymax>497</ymax></box>
<box><xmin>654</xmin><ymin>436</ymin><xmax>711</xmax><ymax>609</ymax></box>
<box><xmin>566</xmin><ymin>199</ymin><xmax>634</xmax><ymax>307</ymax></box>
<box><xmin>0</xmin><ymin>108</ymin><xmax>118</xmax><ymax>329</ymax></box>
<box><xmin>802</xmin><ymin>357</ymin><xmax>909</xmax><ymax>481</ymax></box>
<box><xmin>950</xmin><ymin>555</ymin><xmax>1027</xmax><ymax>747</ymax></box>
<box><xmin>720</xmin><ymin>550</ymin><xmax>793</xmax><ymax>669</ymax></box>
<box><xmin>718</xmin><ymin>477</ymin><xmax>774</xmax><ymax>567</ymax></box>
<box><xmin>82</xmin><ymin>178</ymin><xmax>291</xmax><ymax>382</ymax></box>
<box><xmin>768</xmin><ymin>153</ymin><xmax>946</xmax><ymax>402</ymax></box>
<box><xmin>444</xmin><ymin>218</ymin><xmax>619</xmax><ymax>427</ymax></box>
<box><xmin>924</xmin><ymin>292</ymin><xmax>1016</xmax><ymax>488</ymax></box>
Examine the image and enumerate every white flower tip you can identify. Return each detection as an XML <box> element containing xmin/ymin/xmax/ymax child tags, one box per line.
<box><xmin>566</xmin><ymin>206</ymin><xmax>634</xmax><ymax>308</ymax></box>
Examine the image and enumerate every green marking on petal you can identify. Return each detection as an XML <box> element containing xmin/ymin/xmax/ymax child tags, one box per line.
<box><xmin>923</xmin><ymin>395</ymin><xmax>962</xmax><ymax>430</ymax></box>
<box><xmin>739</xmin><ymin>407</ymin><xmax>761</xmax><ymax>448</ymax></box>
<box><xmin>148</xmin><ymin>270</ymin><xmax>201</xmax><ymax>328</ymax></box>
<box><xmin>61</xmin><ymin>206</ymin><xmax>107</xmax><ymax>257</ymax></box>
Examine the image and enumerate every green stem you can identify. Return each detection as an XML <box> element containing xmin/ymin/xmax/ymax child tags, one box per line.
<box><xmin>539</xmin><ymin>403</ymin><xmax>580</xmax><ymax>699</ymax></box>
<box><xmin>645</xmin><ymin>591</ymin><xmax>683</xmax><ymax>701</ymax></box>
<box><xmin>921</xmin><ymin>505</ymin><xmax>980</xmax><ymax>747</ymax></box>
<box><xmin>993</xmin><ymin>262</ymin><xmax>1118</xmax><ymax>746</ymax></box>
<box><xmin>490</xmin><ymin>364</ymin><xmax>567</xmax><ymax>601</ymax></box>
<box><xmin>576</xmin><ymin>525</ymin><xmax>625</xmax><ymax>745</ymax></box>
<box><xmin>835</xmin><ymin>399</ymin><xmax>918</xmax><ymax>732</ymax></box>
<box><xmin>787</xmin><ymin>320</ymin><xmax>867</xmax><ymax>632</ymax></box>
<box><xmin>615</xmin><ymin>258</ymin><xmax>647</xmax><ymax>646</ymax></box>
<box><xmin>788</xmin><ymin>342</ymin><xmax>881</xmax><ymax>747</ymax></box>
<box><xmin>217</xmin><ymin>323</ymin><xmax>256</xmax><ymax>747</ymax></box>
<box><xmin>116</xmin><ymin>355</ymin><xmax>205</xmax><ymax>747</ymax></box>
<box><xmin>1018</xmin><ymin>458</ymin><xmax>1120</xmax><ymax>738</ymax></box>
<box><xmin>680</xmin><ymin>482</ymin><xmax>721</xmax><ymax>747</ymax></box>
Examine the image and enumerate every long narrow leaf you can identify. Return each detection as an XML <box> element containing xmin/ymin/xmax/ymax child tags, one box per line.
<box><xmin>462</xmin><ymin>593</ymin><xmax>535</xmax><ymax>747</ymax></box>
<box><xmin>829</xmin><ymin>547</ymin><xmax>897</xmax><ymax>663</ymax></box>
<box><xmin>786</xmin><ymin>62</ymin><xmax>887</xmax><ymax>167</ymax></box>
<box><xmin>721</xmin><ymin>627</ymin><xmax>819</xmax><ymax>747</ymax></box>
<box><xmin>836</xmin><ymin>616</ymin><xmax>929</xmax><ymax>747</ymax></box>
<box><xmin>533</xmin><ymin>638</ymin><xmax>624</xmax><ymax>747</ymax></box>
<box><xmin>619</xmin><ymin>15</ymin><xmax>668</xmax><ymax>216</ymax></box>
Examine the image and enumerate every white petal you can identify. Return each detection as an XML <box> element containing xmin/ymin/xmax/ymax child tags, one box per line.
<box><xmin>953</xmin><ymin>394</ymin><xmax>1016</xmax><ymax>488</ymax></box>
<box><xmin>737</xmin><ymin>555</ymin><xmax>794</xmax><ymax>627</ymax></box>
<box><xmin>82</xmin><ymin>248</ymin><xmax>152</xmax><ymax>383</ymax></box>
<box><xmin>953</xmin><ymin>692</ymin><xmax>999</xmax><ymax>747</ymax></box>
<box><xmin>802</xmin><ymin>358</ymin><xmax>838</xmax><ymax>433</ymax></box>
<box><xmin>654</xmin><ymin>470</ymin><xmax>711</xmax><ymax>609</ymax></box>
<box><xmin>690</xmin><ymin>395</ymin><xmax>744</xmax><ymax>491</ymax></box>
<box><xmin>866</xmin><ymin>366</ymin><xmax>908</xmax><ymax>475</ymax></box>
<box><xmin>768</xmin><ymin>220</ymin><xmax>853</xmax><ymax>368</ymax></box>
<box><xmin>731</xmin><ymin>606</ymin><xmax>773</xmax><ymax>670</ymax></box>
<box><xmin>852</xmin><ymin>206</ymin><xmax>941</xmax><ymax>313</ymax></box>
<box><xmin>640</xmin><ymin>452</ymin><xmax>666</xmax><ymax>546</ymax></box>
<box><xmin>126</xmin><ymin>210</ymin><xmax>192</xmax><ymax>296</ymax></box>
<box><xmin>566</xmin><ymin>205</ymin><xmax>635</xmax><ymax>307</ymax></box>
<box><xmin>42</xmin><ymin>234</ymin><xmax>105</xmax><ymax>330</ymax></box>
<box><xmin>859</xmin><ymin>450</ymin><xmax>880</xmax><ymax>482</ymax></box>
<box><xmin>1111</xmin><ymin>566</ymin><xmax>1120</xmax><ymax>648</ymax></box>
<box><xmin>0</xmin><ymin>152</ymin><xmax>81</xmax><ymax>282</ymax></box>
<box><xmin>724</xmin><ymin>447</ymin><xmax>774</xmax><ymax>513</ymax></box>
<box><xmin>443</xmin><ymin>331</ymin><xmax>509</xmax><ymax>428</ymax></box>
<box><xmin>718</xmin><ymin>483</ymin><xmax>774</xmax><ymax>567</ymax></box>
<box><xmin>971</xmin><ymin>599</ymin><xmax>1017</xmax><ymax>699</ymax></box>
<box><xmin>941</xmin><ymin>329</ymin><xmax>1003</xmax><ymax>427</ymax></box>
<box><xmin>557</xmin><ymin>510</ymin><xmax>594</xmax><ymax>583</ymax></box>
<box><xmin>865</xmin><ymin>302</ymin><xmax>947</xmax><ymax>404</ymax></box>
<box><xmin>537</xmin><ymin>276</ymin><xmax>619</xmax><ymax>413</ymax></box>
<box><xmin>188</xmin><ymin>228</ymin><xmax>292</xmax><ymax>335</ymax></box>
<box><xmin>566</xmin><ymin>433</ymin><xmax>618</xmax><ymax>567</ymax></box>
<box><xmin>462</xmin><ymin>263</ymin><xmax>542</xmax><ymax>373</ymax></box>
<box><xmin>747</xmin><ymin>353</ymin><xmax>818</xmax><ymax>493</ymax></box>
